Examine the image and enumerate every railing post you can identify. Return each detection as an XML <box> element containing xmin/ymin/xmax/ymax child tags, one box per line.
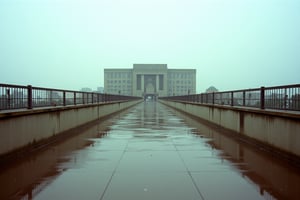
<box><xmin>50</xmin><ymin>90</ymin><xmax>53</xmax><ymax>106</ymax></box>
<box><xmin>243</xmin><ymin>91</ymin><xmax>246</xmax><ymax>106</ymax></box>
<box><xmin>74</xmin><ymin>92</ymin><xmax>76</xmax><ymax>105</ymax></box>
<box><xmin>63</xmin><ymin>91</ymin><xmax>66</xmax><ymax>106</ymax></box>
<box><xmin>260</xmin><ymin>87</ymin><xmax>265</xmax><ymax>109</ymax></box>
<box><xmin>212</xmin><ymin>92</ymin><xmax>215</xmax><ymax>104</ymax></box>
<box><xmin>27</xmin><ymin>85</ymin><xmax>33</xmax><ymax>109</ymax></box>
<box><xmin>231</xmin><ymin>92</ymin><xmax>234</xmax><ymax>106</ymax></box>
<box><xmin>6</xmin><ymin>89</ymin><xmax>11</xmax><ymax>109</ymax></box>
<box><xmin>284</xmin><ymin>88</ymin><xmax>287</xmax><ymax>110</ymax></box>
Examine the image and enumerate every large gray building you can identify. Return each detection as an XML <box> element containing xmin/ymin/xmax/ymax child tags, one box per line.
<box><xmin>104</xmin><ymin>64</ymin><xmax>196</xmax><ymax>99</ymax></box>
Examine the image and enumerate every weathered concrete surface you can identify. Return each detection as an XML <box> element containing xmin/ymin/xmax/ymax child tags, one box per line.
<box><xmin>159</xmin><ymin>100</ymin><xmax>300</xmax><ymax>160</ymax></box>
<box><xmin>0</xmin><ymin>100</ymin><xmax>142</xmax><ymax>158</ymax></box>
<box><xmin>1</xmin><ymin>102</ymin><xmax>300</xmax><ymax>200</ymax></box>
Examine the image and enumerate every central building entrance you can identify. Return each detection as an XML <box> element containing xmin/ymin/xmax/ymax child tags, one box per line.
<box><xmin>133</xmin><ymin>64</ymin><xmax>168</xmax><ymax>98</ymax></box>
<box><xmin>144</xmin><ymin>75</ymin><xmax>157</xmax><ymax>101</ymax></box>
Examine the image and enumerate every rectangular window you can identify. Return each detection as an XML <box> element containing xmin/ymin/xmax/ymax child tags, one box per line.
<box><xmin>159</xmin><ymin>75</ymin><xmax>164</xmax><ymax>90</ymax></box>
<box><xmin>136</xmin><ymin>75</ymin><xmax>141</xmax><ymax>90</ymax></box>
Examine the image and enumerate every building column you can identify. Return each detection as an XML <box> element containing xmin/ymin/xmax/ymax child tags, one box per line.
<box><xmin>141</xmin><ymin>75</ymin><xmax>144</xmax><ymax>94</ymax></box>
<box><xmin>156</xmin><ymin>75</ymin><xmax>159</xmax><ymax>92</ymax></box>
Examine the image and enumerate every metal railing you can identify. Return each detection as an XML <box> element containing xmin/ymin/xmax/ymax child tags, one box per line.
<box><xmin>159</xmin><ymin>84</ymin><xmax>300</xmax><ymax>111</ymax></box>
<box><xmin>0</xmin><ymin>84</ymin><xmax>142</xmax><ymax>111</ymax></box>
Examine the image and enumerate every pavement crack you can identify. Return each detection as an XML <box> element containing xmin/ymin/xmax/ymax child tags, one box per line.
<box><xmin>99</xmin><ymin>142</ymin><xmax>129</xmax><ymax>200</ymax></box>
<box><xmin>173</xmin><ymin>141</ymin><xmax>205</xmax><ymax>200</ymax></box>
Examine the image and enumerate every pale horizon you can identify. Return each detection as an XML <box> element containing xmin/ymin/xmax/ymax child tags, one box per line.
<box><xmin>1</xmin><ymin>0</ymin><xmax>299</xmax><ymax>93</ymax></box>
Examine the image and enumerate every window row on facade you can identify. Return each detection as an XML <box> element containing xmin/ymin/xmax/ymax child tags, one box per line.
<box><xmin>105</xmin><ymin>72</ymin><xmax>132</xmax><ymax>79</ymax></box>
<box><xmin>104</xmin><ymin>64</ymin><xmax>196</xmax><ymax>97</ymax></box>
<box><xmin>168</xmin><ymin>73</ymin><xmax>194</xmax><ymax>79</ymax></box>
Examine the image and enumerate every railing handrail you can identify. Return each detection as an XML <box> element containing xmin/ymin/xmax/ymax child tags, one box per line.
<box><xmin>201</xmin><ymin>84</ymin><xmax>300</xmax><ymax>96</ymax></box>
<box><xmin>159</xmin><ymin>84</ymin><xmax>300</xmax><ymax>111</ymax></box>
<box><xmin>0</xmin><ymin>83</ymin><xmax>142</xmax><ymax>111</ymax></box>
<box><xmin>0</xmin><ymin>83</ymin><xmax>27</xmax><ymax>89</ymax></box>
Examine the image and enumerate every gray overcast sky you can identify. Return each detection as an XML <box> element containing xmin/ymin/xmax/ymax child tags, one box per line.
<box><xmin>1</xmin><ymin>0</ymin><xmax>299</xmax><ymax>93</ymax></box>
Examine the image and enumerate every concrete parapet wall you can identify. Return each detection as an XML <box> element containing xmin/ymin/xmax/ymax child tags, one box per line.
<box><xmin>159</xmin><ymin>100</ymin><xmax>300</xmax><ymax>159</ymax></box>
<box><xmin>0</xmin><ymin>100</ymin><xmax>142</xmax><ymax>158</ymax></box>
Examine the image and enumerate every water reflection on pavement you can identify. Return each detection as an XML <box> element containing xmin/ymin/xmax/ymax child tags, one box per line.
<box><xmin>1</xmin><ymin>102</ymin><xmax>300</xmax><ymax>199</ymax></box>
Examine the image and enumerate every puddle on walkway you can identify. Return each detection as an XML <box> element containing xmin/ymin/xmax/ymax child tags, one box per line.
<box><xmin>0</xmin><ymin>102</ymin><xmax>300</xmax><ymax>199</ymax></box>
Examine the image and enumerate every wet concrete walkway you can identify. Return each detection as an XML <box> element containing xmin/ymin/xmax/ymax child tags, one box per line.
<box><xmin>1</xmin><ymin>102</ymin><xmax>300</xmax><ymax>199</ymax></box>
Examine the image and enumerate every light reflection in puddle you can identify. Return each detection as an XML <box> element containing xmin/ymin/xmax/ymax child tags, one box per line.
<box><xmin>0</xmin><ymin>102</ymin><xmax>299</xmax><ymax>200</ymax></box>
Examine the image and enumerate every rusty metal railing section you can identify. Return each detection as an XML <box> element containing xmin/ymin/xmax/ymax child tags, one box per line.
<box><xmin>159</xmin><ymin>84</ymin><xmax>300</xmax><ymax>111</ymax></box>
<box><xmin>0</xmin><ymin>84</ymin><xmax>142</xmax><ymax>110</ymax></box>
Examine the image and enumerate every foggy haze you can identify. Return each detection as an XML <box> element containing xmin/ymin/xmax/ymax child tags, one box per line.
<box><xmin>1</xmin><ymin>0</ymin><xmax>299</xmax><ymax>93</ymax></box>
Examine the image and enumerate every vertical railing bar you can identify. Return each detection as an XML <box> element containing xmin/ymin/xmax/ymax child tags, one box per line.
<box><xmin>63</xmin><ymin>91</ymin><xmax>66</xmax><ymax>106</ymax></box>
<box><xmin>27</xmin><ymin>85</ymin><xmax>32</xmax><ymax>109</ymax></box>
<box><xmin>243</xmin><ymin>91</ymin><xmax>246</xmax><ymax>106</ymax></box>
<box><xmin>260</xmin><ymin>86</ymin><xmax>265</xmax><ymax>109</ymax></box>
<box><xmin>74</xmin><ymin>92</ymin><xmax>76</xmax><ymax>105</ymax></box>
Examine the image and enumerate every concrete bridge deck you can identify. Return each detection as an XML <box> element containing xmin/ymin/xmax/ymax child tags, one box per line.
<box><xmin>1</xmin><ymin>102</ymin><xmax>300</xmax><ymax>199</ymax></box>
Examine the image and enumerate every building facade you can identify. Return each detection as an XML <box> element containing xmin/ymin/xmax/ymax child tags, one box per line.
<box><xmin>104</xmin><ymin>64</ymin><xmax>196</xmax><ymax>98</ymax></box>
